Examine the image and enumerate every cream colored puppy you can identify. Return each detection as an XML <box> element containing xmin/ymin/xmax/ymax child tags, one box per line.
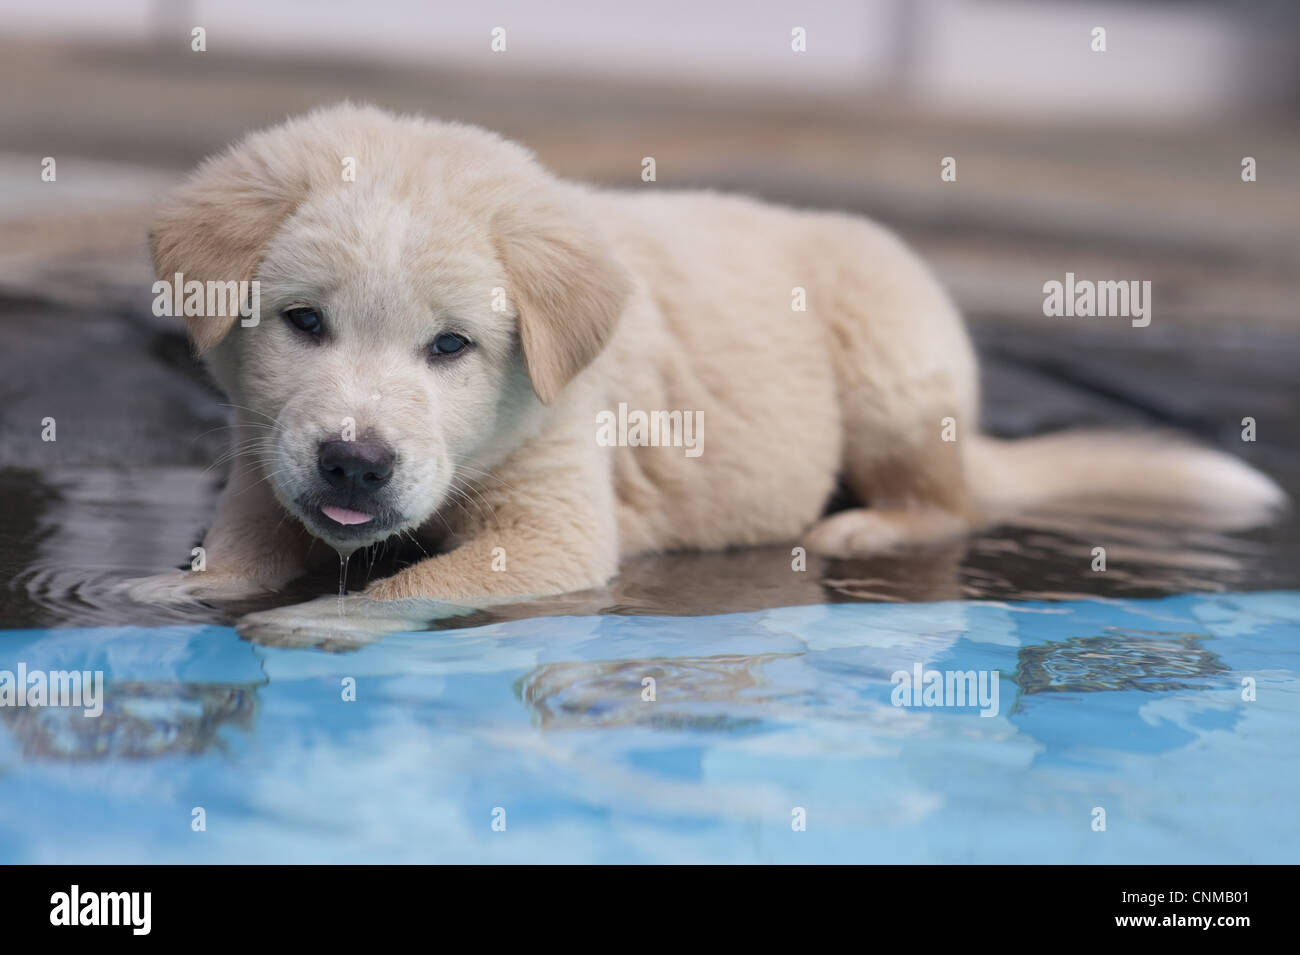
<box><xmin>136</xmin><ymin>103</ymin><xmax>1284</xmax><ymax>607</ymax></box>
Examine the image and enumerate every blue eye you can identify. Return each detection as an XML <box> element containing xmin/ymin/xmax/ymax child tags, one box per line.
<box><xmin>429</xmin><ymin>333</ymin><xmax>470</xmax><ymax>358</ymax></box>
<box><xmin>283</xmin><ymin>307</ymin><xmax>323</xmax><ymax>336</ymax></box>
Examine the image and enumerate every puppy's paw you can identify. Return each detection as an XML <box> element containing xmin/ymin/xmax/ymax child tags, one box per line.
<box><xmin>364</xmin><ymin>566</ymin><xmax>480</xmax><ymax>601</ymax></box>
<box><xmin>115</xmin><ymin>570</ymin><xmax>276</xmax><ymax>606</ymax></box>
<box><xmin>364</xmin><ymin>572</ymin><xmax>421</xmax><ymax>601</ymax></box>
<box><xmin>803</xmin><ymin>507</ymin><xmax>968</xmax><ymax>558</ymax></box>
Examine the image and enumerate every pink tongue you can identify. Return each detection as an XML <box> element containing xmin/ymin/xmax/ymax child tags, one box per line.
<box><xmin>321</xmin><ymin>504</ymin><xmax>374</xmax><ymax>526</ymax></box>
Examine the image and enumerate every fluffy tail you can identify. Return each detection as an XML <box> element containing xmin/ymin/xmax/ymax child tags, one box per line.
<box><xmin>966</xmin><ymin>431</ymin><xmax>1287</xmax><ymax>529</ymax></box>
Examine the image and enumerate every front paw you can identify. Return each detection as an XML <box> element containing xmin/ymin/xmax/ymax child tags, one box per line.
<box><xmin>115</xmin><ymin>570</ymin><xmax>276</xmax><ymax>606</ymax></box>
<box><xmin>364</xmin><ymin>573</ymin><xmax>418</xmax><ymax>601</ymax></box>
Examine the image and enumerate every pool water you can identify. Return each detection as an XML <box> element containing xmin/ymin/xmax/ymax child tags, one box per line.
<box><xmin>2</xmin><ymin>590</ymin><xmax>1297</xmax><ymax>863</ymax></box>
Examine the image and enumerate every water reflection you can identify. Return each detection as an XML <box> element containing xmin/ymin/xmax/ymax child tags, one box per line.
<box><xmin>1018</xmin><ymin>631</ymin><xmax>1229</xmax><ymax>694</ymax></box>
<box><xmin>518</xmin><ymin>653</ymin><xmax>797</xmax><ymax>730</ymax></box>
<box><xmin>1</xmin><ymin>594</ymin><xmax>1296</xmax><ymax>863</ymax></box>
<box><xmin>0</xmin><ymin>681</ymin><xmax>257</xmax><ymax>760</ymax></box>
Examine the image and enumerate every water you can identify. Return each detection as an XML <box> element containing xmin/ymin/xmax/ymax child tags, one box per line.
<box><xmin>6</xmin><ymin>465</ymin><xmax>1300</xmax><ymax>631</ymax></box>
<box><xmin>3</xmin><ymin>464</ymin><xmax>1300</xmax><ymax>864</ymax></box>
<box><xmin>2</xmin><ymin>592</ymin><xmax>1296</xmax><ymax>863</ymax></box>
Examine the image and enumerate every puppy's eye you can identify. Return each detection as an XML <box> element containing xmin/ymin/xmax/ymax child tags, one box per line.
<box><xmin>283</xmin><ymin>306</ymin><xmax>323</xmax><ymax>336</ymax></box>
<box><xmin>428</xmin><ymin>333</ymin><xmax>471</xmax><ymax>359</ymax></box>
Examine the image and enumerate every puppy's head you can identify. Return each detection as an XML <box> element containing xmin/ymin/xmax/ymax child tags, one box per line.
<box><xmin>151</xmin><ymin>104</ymin><xmax>629</xmax><ymax>551</ymax></box>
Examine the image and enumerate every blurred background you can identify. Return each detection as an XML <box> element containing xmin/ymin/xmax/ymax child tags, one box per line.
<box><xmin>3</xmin><ymin>0</ymin><xmax>1298</xmax><ymax>409</ymax></box>
<box><xmin>0</xmin><ymin>0</ymin><xmax>1298</xmax><ymax>622</ymax></box>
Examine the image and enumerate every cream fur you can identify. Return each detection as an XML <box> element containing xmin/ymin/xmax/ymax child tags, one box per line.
<box><xmin>131</xmin><ymin>103</ymin><xmax>1286</xmax><ymax>607</ymax></box>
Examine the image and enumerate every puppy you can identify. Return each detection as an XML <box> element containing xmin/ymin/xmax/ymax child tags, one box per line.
<box><xmin>137</xmin><ymin>103</ymin><xmax>1285</xmax><ymax>605</ymax></box>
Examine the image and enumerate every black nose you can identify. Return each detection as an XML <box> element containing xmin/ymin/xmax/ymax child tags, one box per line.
<box><xmin>317</xmin><ymin>437</ymin><xmax>395</xmax><ymax>493</ymax></box>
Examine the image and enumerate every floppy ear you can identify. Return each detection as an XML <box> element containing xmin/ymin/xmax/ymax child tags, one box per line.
<box><xmin>495</xmin><ymin>196</ymin><xmax>631</xmax><ymax>404</ymax></box>
<box><xmin>150</xmin><ymin>149</ymin><xmax>301</xmax><ymax>354</ymax></box>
